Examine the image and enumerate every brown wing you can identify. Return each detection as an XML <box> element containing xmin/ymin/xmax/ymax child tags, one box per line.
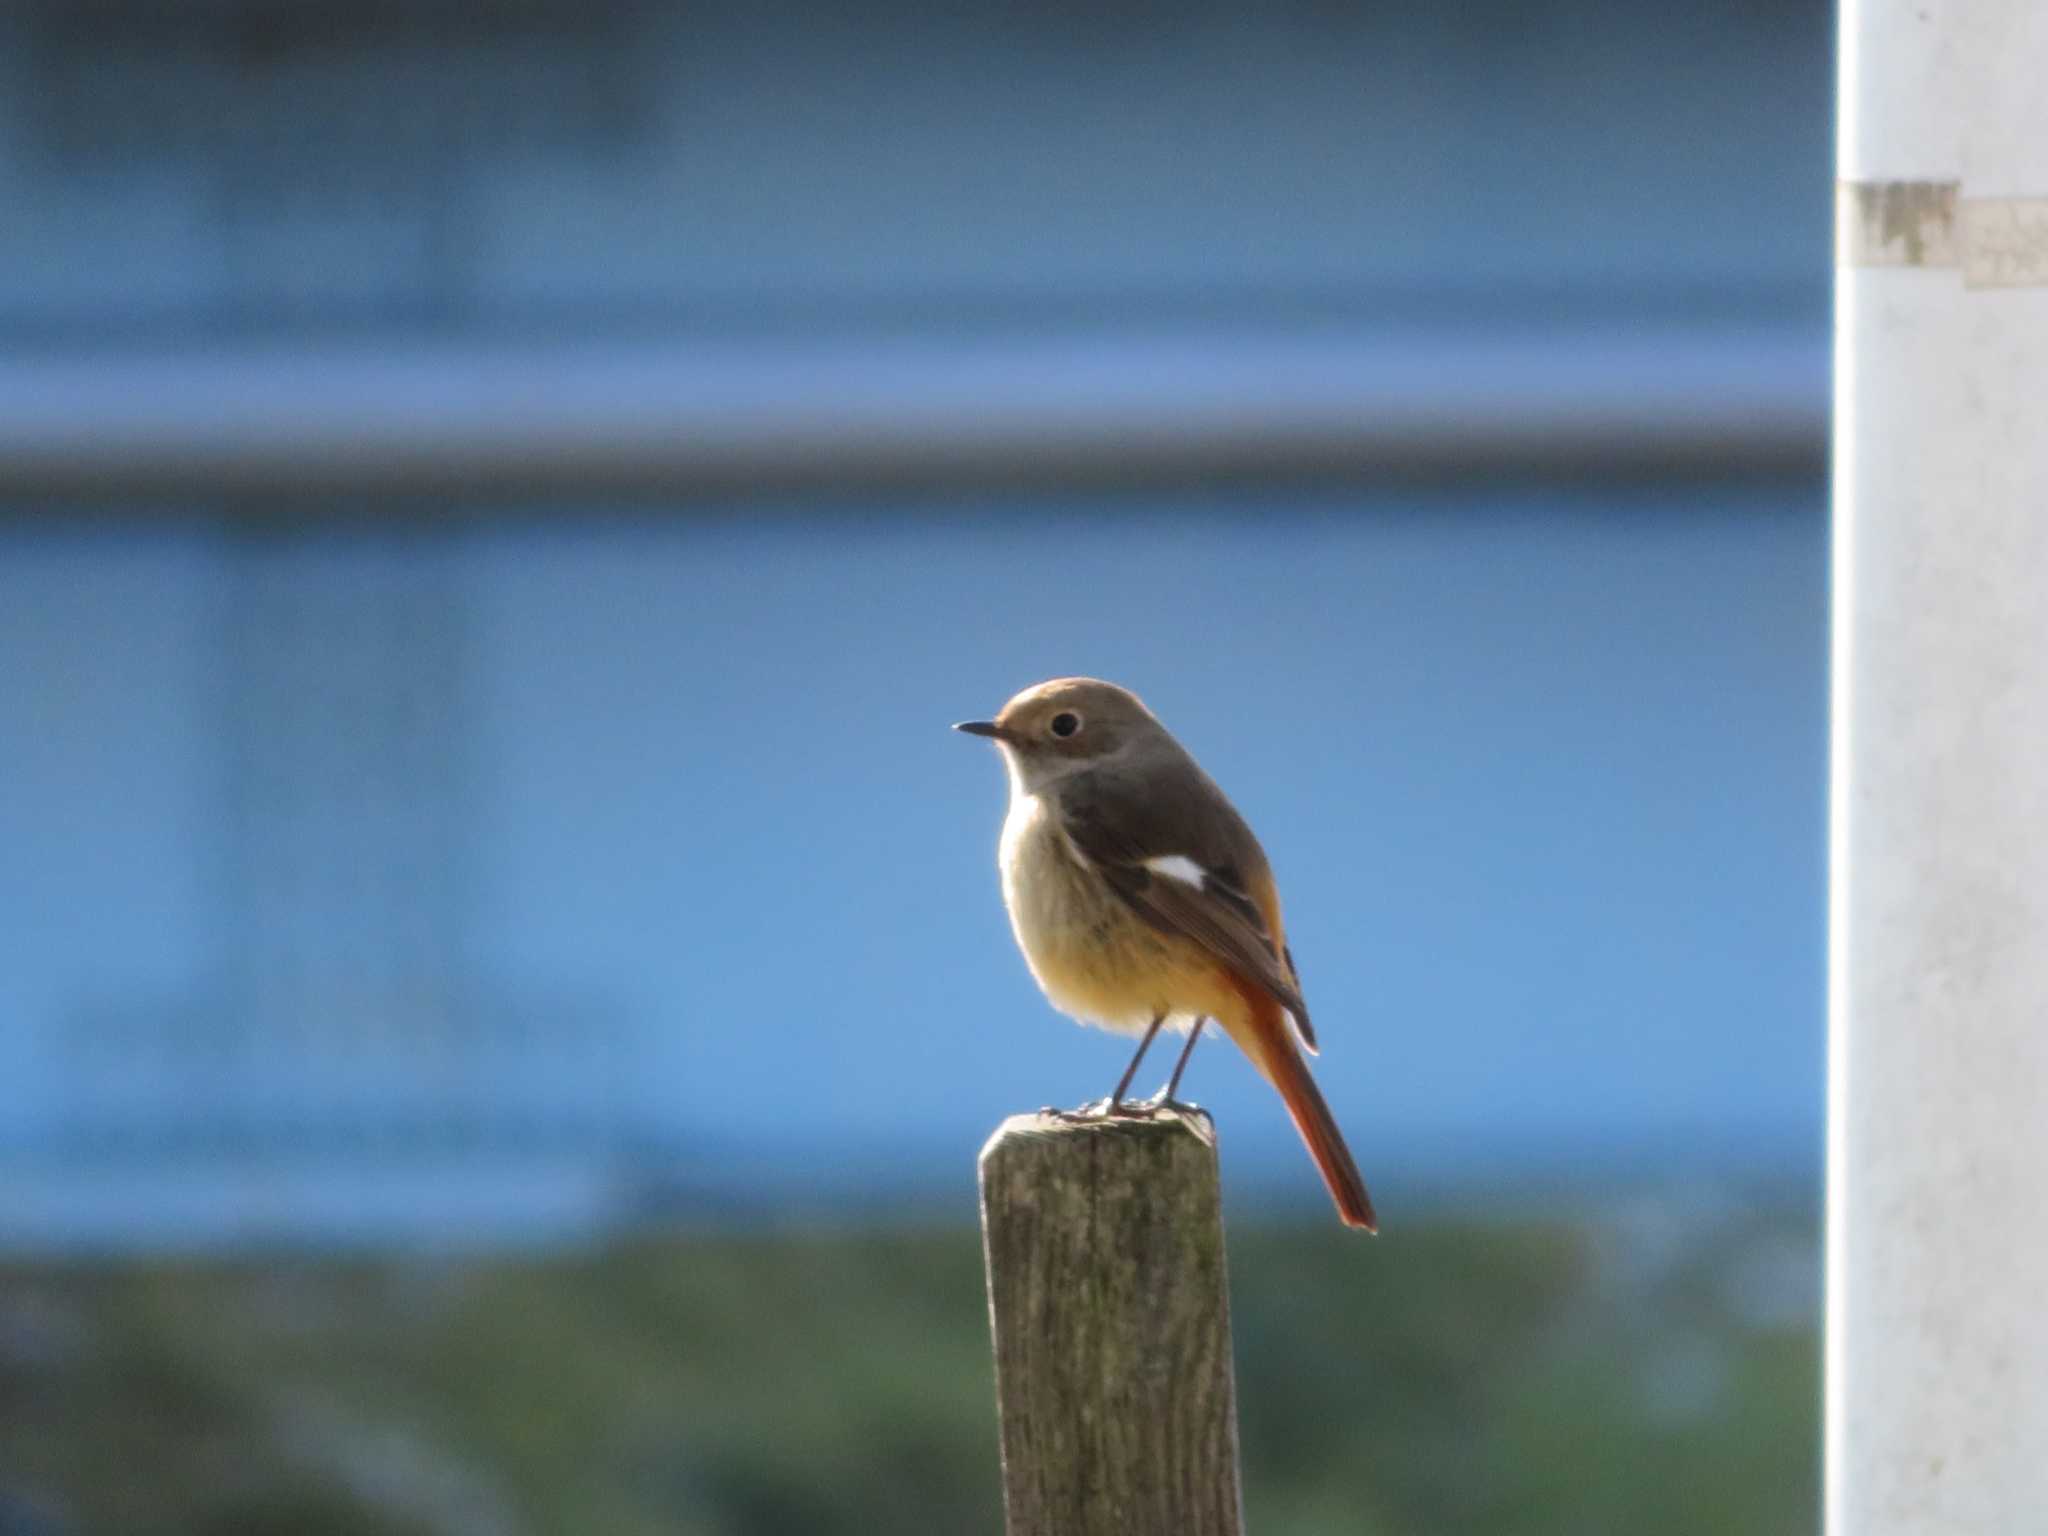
<box><xmin>1057</xmin><ymin>764</ymin><xmax>1315</xmax><ymax>1048</ymax></box>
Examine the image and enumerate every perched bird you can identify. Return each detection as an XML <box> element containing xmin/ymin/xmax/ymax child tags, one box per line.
<box><xmin>956</xmin><ymin>677</ymin><xmax>1376</xmax><ymax>1231</ymax></box>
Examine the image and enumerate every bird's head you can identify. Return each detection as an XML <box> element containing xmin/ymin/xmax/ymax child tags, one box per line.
<box><xmin>954</xmin><ymin>676</ymin><xmax>1163</xmax><ymax>793</ymax></box>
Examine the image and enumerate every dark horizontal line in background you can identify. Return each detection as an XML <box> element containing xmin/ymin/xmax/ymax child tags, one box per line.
<box><xmin>0</xmin><ymin>317</ymin><xmax>1828</xmax><ymax>505</ymax></box>
<box><xmin>0</xmin><ymin>277</ymin><xmax>1825</xmax><ymax>353</ymax></box>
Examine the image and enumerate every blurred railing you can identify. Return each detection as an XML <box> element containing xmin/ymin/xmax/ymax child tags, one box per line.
<box><xmin>0</xmin><ymin>321</ymin><xmax>1824</xmax><ymax>502</ymax></box>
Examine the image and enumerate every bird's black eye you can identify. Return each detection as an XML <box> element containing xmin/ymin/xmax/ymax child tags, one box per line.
<box><xmin>1049</xmin><ymin>712</ymin><xmax>1081</xmax><ymax>739</ymax></box>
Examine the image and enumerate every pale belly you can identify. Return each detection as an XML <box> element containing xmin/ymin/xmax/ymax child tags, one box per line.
<box><xmin>997</xmin><ymin>791</ymin><xmax>1242</xmax><ymax>1035</ymax></box>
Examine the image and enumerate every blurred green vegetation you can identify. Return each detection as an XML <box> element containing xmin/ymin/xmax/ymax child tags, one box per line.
<box><xmin>0</xmin><ymin>1201</ymin><xmax>1816</xmax><ymax>1535</ymax></box>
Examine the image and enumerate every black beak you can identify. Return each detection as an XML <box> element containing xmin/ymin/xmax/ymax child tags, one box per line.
<box><xmin>953</xmin><ymin>719</ymin><xmax>1009</xmax><ymax>741</ymax></box>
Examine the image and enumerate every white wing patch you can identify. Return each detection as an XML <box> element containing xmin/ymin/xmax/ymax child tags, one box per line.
<box><xmin>1143</xmin><ymin>854</ymin><xmax>1209</xmax><ymax>888</ymax></box>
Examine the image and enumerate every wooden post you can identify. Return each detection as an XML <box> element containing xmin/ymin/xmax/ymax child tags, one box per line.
<box><xmin>978</xmin><ymin>1109</ymin><xmax>1245</xmax><ymax>1536</ymax></box>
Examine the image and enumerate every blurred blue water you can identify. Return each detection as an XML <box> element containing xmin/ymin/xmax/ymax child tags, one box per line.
<box><xmin>0</xmin><ymin>491</ymin><xmax>1824</xmax><ymax>1229</ymax></box>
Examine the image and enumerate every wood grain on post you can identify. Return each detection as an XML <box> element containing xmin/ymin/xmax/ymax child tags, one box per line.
<box><xmin>978</xmin><ymin>1109</ymin><xmax>1245</xmax><ymax>1536</ymax></box>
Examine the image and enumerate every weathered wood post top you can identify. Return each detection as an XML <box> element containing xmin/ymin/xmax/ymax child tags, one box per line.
<box><xmin>979</xmin><ymin>1108</ymin><xmax>1244</xmax><ymax>1536</ymax></box>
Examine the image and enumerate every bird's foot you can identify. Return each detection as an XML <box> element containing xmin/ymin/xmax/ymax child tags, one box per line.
<box><xmin>1042</xmin><ymin>1099</ymin><xmax>1107</xmax><ymax>1123</ymax></box>
<box><xmin>1043</xmin><ymin>1096</ymin><xmax>1161</xmax><ymax>1123</ymax></box>
<box><xmin>1104</xmin><ymin>1096</ymin><xmax>1163</xmax><ymax>1119</ymax></box>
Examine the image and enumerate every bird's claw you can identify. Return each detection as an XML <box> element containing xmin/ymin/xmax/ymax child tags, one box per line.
<box><xmin>1045</xmin><ymin>1097</ymin><xmax>1121</xmax><ymax>1122</ymax></box>
<box><xmin>1043</xmin><ymin>1093</ymin><xmax>1205</xmax><ymax>1125</ymax></box>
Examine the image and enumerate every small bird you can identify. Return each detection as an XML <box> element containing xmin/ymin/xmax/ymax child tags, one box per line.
<box><xmin>956</xmin><ymin>677</ymin><xmax>1376</xmax><ymax>1232</ymax></box>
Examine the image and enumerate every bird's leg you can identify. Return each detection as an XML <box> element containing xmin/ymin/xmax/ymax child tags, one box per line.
<box><xmin>1050</xmin><ymin>1013</ymin><xmax>1169</xmax><ymax>1120</ymax></box>
<box><xmin>1103</xmin><ymin>1011</ymin><xmax>1170</xmax><ymax>1115</ymax></box>
<box><xmin>1139</xmin><ymin>1017</ymin><xmax>1208</xmax><ymax>1112</ymax></box>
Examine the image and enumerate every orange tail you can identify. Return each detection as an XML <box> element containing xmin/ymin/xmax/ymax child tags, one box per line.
<box><xmin>1228</xmin><ymin>990</ymin><xmax>1377</xmax><ymax>1233</ymax></box>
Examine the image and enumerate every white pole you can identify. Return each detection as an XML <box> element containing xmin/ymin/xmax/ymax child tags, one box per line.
<box><xmin>1832</xmin><ymin>2</ymin><xmax>2048</xmax><ymax>1533</ymax></box>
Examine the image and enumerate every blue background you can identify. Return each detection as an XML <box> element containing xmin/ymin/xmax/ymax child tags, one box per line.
<box><xmin>0</xmin><ymin>0</ymin><xmax>1830</xmax><ymax>1244</ymax></box>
